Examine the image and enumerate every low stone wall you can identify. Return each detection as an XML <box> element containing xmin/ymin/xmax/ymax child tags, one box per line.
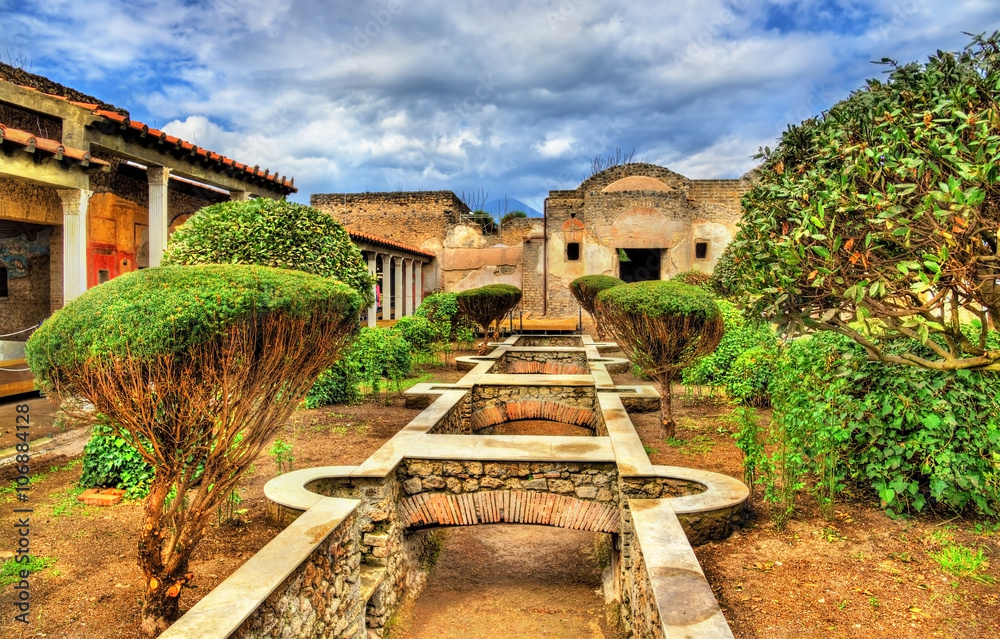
<box><xmin>515</xmin><ymin>335</ymin><xmax>582</xmax><ymax>347</ymax></box>
<box><xmin>497</xmin><ymin>349</ymin><xmax>589</xmax><ymax>375</ymax></box>
<box><xmin>617</xmin><ymin>504</ymin><xmax>665</xmax><ymax>639</ymax></box>
<box><xmin>232</xmin><ymin>510</ymin><xmax>365</xmax><ymax>639</ymax></box>
<box><xmin>397</xmin><ymin>460</ymin><xmax>623</xmax><ymax>504</ymax></box>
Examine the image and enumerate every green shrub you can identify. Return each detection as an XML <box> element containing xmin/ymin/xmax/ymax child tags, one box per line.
<box><xmin>80</xmin><ymin>423</ymin><xmax>155</xmax><ymax>499</ymax></box>
<box><xmin>393</xmin><ymin>315</ymin><xmax>436</xmax><ymax>352</ymax></box>
<box><xmin>470</xmin><ymin>210</ymin><xmax>498</xmax><ymax>234</ymax></box>
<box><xmin>683</xmin><ymin>300</ymin><xmax>777</xmax><ymax>387</ymax></box>
<box><xmin>456</xmin><ymin>284</ymin><xmax>522</xmax><ymax>353</ymax></box>
<box><xmin>163</xmin><ymin>197</ymin><xmax>374</xmax><ymax>307</ymax></box>
<box><xmin>570</xmin><ymin>275</ymin><xmax>624</xmax><ymax>339</ymax></box>
<box><xmin>415</xmin><ymin>292</ymin><xmax>464</xmax><ymax>340</ymax></box>
<box><xmin>26</xmin><ymin>265</ymin><xmax>362</xmax><ymax>383</ymax></box>
<box><xmin>352</xmin><ymin>327</ymin><xmax>413</xmax><ymax>401</ymax></box>
<box><xmin>757</xmin><ymin>331</ymin><xmax>1000</xmax><ymax>520</ymax></box>
<box><xmin>303</xmin><ymin>360</ymin><xmax>359</xmax><ymax>407</ymax></box>
<box><xmin>725</xmin><ymin>346</ymin><xmax>776</xmax><ymax>407</ymax></box>
<box><xmin>596</xmin><ymin>280</ymin><xmax>724</xmax><ymax>437</ymax></box>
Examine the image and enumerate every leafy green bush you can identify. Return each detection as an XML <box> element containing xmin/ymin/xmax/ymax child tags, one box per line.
<box><xmin>683</xmin><ymin>300</ymin><xmax>777</xmax><ymax>387</ymax></box>
<box><xmin>26</xmin><ymin>265</ymin><xmax>362</xmax><ymax>383</ymax></box>
<box><xmin>754</xmin><ymin>331</ymin><xmax>1000</xmax><ymax>520</ymax></box>
<box><xmin>470</xmin><ymin>210</ymin><xmax>498</xmax><ymax>234</ymax></box>
<box><xmin>80</xmin><ymin>423</ymin><xmax>154</xmax><ymax>499</ymax></box>
<box><xmin>596</xmin><ymin>280</ymin><xmax>724</xmax><ymax>437</ymax></box>
<box><xmin>725</xmin><ymin>346</ymin><xmax>776</xmax><ymax>407</ymax></box>
<box><xmin>393</xmin><ymin>315</ymin><xmax>436</xmax><ymax>352</ymax></box>
<box><xmin>456</xmin><ymin>284</ymin><xmax>522</xmax><ymax>353</ymax></box>
<box><xmin>570</xmin><ymin>275</ymin><xmax>624</xmax><ymax>339</ymax></box>
<box><xmin>163</xmin><ymin>197</ymin><xmax>374</xmax><ymax>307</ymax></box>
<box><xmin>303</xmin><ymin>360</ymin><xmax>359</xmax><ymax>407</ymax></box>
<box><xmin>707</xmin><ymin>244</ymin><xmax>742</xmax><ymax>299</ymax></box>
<box><xmin>415</xmin><ymin>292</ymin><xmax>463</xmax><ymax>339</ymax></box>
<box><xmin>351</xmin><ymin>327</ymin><xmax>412</xmax><ymax>401</ymax></box>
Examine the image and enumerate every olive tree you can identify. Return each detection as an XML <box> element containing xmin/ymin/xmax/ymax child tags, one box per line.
<box><xmin>570</xmin><ymin>275</ymin><xmax>624</xmax><ymax>339</ymax></box>
<box><xmin>26</xmin><ymin>266</ymin><xmax>362</xmax><ymax>635</ymax></box>
<box><xmin>596</xmin><ymin>280</ymin><xmax>724</xmax><ymax>438</ymax></box>
<box><xmin>456</xmin><ymin>284</ymin><xmax>522</xmax><ymax>353</ymax></box>
<box><xmin>730</xmin><ymin>34</ymin><xmax>1000</xmax><ymax>371</ymax></box>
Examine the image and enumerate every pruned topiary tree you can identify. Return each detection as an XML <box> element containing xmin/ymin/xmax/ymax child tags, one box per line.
<box><xmin>163</xmin><ymin>197</ymin><xmax>375</xmax><ymax>306</ymax></box>
<box><xmin>25</xmin><ymin>265</ymin><xmax>363</xmax><ymax>636</ymax></box>
<box><xmin>456</xmin><ymin>284</ymin><xmax>522</xmax><ymax>354</ymax></box>
<box><xmin>569</xmin><ymin>274</ymin><xmax>624</xmax><ymax>339</ymax></box>
<box><xmin>596</xmin><ymin>280</ymin><xmax>724</xmax><ymax>438</ymax></box>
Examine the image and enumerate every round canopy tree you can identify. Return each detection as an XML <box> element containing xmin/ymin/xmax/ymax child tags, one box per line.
<box><xmin>730</xmin><ymin>34</ymin><xmax>1000</xmax><ymax>371</ymax></box>
<box><xmin>163</xmin><ymin>197</ymin><xmax>375</xmax><ymax>307</ymax></box>
<box><xmin>596</xmin><ymin>280</ymin><xmax>724</xmax><ymax>438</ymax></box>
<box><xmin>570</xmin><ymin>274</ymin><xmax>624</xmax><ymax>339</ymax></box>
<box><xmin>456</xmin><ymin>284</ymin><xmax>522</xmax><ymax>353</ymax></box>
<box><xmin>26</xmin><ymin>265</ymin><xmax>363</xmax><ymax>635</ymax></box>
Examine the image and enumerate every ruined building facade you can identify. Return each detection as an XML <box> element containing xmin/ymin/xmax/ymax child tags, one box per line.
<box><xmin>314</xmin><ymin>163</ymin><xmax>748</xmax><ymax>317</ymax></box>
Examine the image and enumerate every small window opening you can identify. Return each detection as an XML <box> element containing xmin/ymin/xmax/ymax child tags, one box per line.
<box><xmin>98</xmin><ymin>269</ymin><xmax>110</xmax><ymax>284</ymax></box>
<box><xmin>567</xmin><ymin>242</ymin><xmax>580</xmax><ymax>261</ymax></box>
<box><xmin>694</xmin><ymin>241</ymin><xmax>709</xmax><ymax>260</ymax></box>
<box><xmin>0</xmin><ymin>262</ymin><xmax>7</xmax><ymax>298</ymax></box>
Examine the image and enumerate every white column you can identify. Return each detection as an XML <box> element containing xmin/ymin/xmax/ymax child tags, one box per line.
<box><xmin>393</xmin><ymin>256</ymin><xmax>403</xmax><ymax>320</ymax></box>
<box><xmin>403</xmin><ymin>259</ymin><xmax>414</xmax><ymax>316</ymax></box>
<box><xmin>56</xmin><ymin>189</ymin><xmax>93</xmax><ymax>304</ymax></box>
<box><xmin>147</xmin><ymin>166</ymin><xmax>171</xmax><ymax>267</ymax></box>
<box><xmin>367</xmin><ymin>253</ymin><xmax>378</xmax><ymax>328</ymax></box>
<box><xmin>415</xmin><ymin>261</ymin><xmax>423</xmax><ymax>310</ymax></box>
<box><xmin>381</xmin><ymin>256</ymin><xmax>392</xmax><ymax>322</ymax></box>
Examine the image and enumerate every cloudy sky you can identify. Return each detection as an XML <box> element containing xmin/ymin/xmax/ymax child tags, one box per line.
<box><xmin>1</xmin><ymin>0</ymin><xmax>997</xmax><ymax>211</ymax></box>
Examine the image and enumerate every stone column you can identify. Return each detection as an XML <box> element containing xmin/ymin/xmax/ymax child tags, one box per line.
<box><xmin>367</xmin><ymin>252</ymin><xmax>378</xmax><ymax>328</ymax></box>
<box><xmin>229</xmin><ymin>189</ymin><xmax>251</xmax><ymax>201</ymax></box>
<box><xmin>56</xmin><ymin>188</ymin><xmax>93</xmax><ymax>304</ymax></box>
<box><xmin>403</xmin><ymin>259</ymin><xmax>414</xmax><ymax>316</ymax></box>
<box><xmin>381</xmin><ymin>256</ymin><xmax>392</xmax><ymax>322</ymax></box>
<box><xmin>147</xmin><ymin>166</ymin><xmax>171</xmax><ymax>267</ymax></box>
<box><xmin>414</xmin><ymin>261</ymin><xmax>423</xmax><ymax>310</ymax></box>
<box><xmin>393</xmin><ymin>256</ymin><xmax>403</xmax><ymax>320</ymax></box>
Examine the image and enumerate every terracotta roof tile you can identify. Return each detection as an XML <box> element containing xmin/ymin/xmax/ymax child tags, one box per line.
<box><xmin>0</xmin><ymin>123</ymin><xmax>109</xmax><ymax>168</ymax></box>
<box><xmin>90</xmin><ymin>109</ymin><xmax>296</xmax><ymax>193</ymax></box>
<box><xmin>348</xmin><ymin>229</ymin><xmax>436</xmax><ymax>259</ymax></box>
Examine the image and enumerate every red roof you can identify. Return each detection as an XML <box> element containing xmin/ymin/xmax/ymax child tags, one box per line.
<box><xmin>0</xmin><ymin>70</ymin><xmax>296</xmax><ymax>194</ymax></box>
<box><xmin>0</xmin><ymin>123</ymin><xmax>109</xmax><ymax>168</ymax></box>
<box><xmin>348</xmin><ymin>229</ymin><xmax>436</xmax><ymax>259</ymax></box>
<box><xmin>91</xmin><ymin>110</ymin><xmax>296</xmax><ymax>193</ymax></box>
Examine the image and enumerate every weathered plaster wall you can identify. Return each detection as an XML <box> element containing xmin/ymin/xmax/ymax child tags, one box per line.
<box><xmin>0</xmin><ymin>223</ymin><xmax>51</xmax><ymax>339</ymax></box>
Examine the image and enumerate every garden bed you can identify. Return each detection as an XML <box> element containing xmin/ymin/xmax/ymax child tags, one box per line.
<box><xmin>0</xmin><ymin>363</ymin><xmax>996</xmax><ymax>638</ymax></box>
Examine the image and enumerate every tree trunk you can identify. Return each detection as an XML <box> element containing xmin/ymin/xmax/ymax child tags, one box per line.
<box><xmin>137</xmin><ymin>478</ymin><xmax>189</xmax><ymax>636</ymax></box>
<box><xmin>659</xmin><ymin>376</ymin><xmax>676</xmax><ymax>440</ymax></box>
<box><xmin>140</xmin><ymin>591</ymin><xmax>179</xmax><ymax>637</ymax></box>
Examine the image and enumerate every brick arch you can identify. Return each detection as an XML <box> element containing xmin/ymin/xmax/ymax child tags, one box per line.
<box><xmin>470</xmin><ymin>400</ymin><xmax>598</xmax><ymax>431</ymax></box>
<box><xmin>400</xmin><ymin>490</ymin><xmax>620</xmax><ymax>533</ymax></box>
<box><xmin>505</xmin><ymin>361</ymin><xmax>589</xmax><ymax>375</ymax></box>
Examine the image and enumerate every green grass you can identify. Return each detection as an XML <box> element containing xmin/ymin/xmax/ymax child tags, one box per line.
<box><xmin>666</xmin><ymin>434</ymin><xmax>715</xmax><ymax>456</ymax></box>
<box><xmin>50</xmin><ymin>486</ymin><xmax>89</xmax><ymax>517</ymax></box>
<box><xmin>0</xmin><ymin>556</ymin><xmax>57</xmax><ymax>587</ymax></box>
<box><xmin>931</xmin><ymin>543</ymin><xmax>994</xmax><ymax>583</ymax></box>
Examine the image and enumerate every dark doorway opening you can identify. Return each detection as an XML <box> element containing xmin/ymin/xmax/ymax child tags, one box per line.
<box><xmin>618</xmin><ymin>248</ymin><xmax>662</xmax><ymax>283</ymax></box>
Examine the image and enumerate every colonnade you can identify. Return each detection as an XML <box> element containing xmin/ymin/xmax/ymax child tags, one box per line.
<box><xmin>364</xmin><ymin>252</ymin><xmax>425</xmax><ymax>327</ymax></box>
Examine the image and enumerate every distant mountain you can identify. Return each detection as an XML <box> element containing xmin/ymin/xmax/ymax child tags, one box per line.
<box><xmin>483</xmin><ymin>198</ymin><xmax>542</xmax><ymax>218</ymax></box>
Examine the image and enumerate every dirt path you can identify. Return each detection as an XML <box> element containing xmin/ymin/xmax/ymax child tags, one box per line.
<box><xmin>391</xmin><ymin>525</ymin><xmax>614</xmax><ymax>639</ymax></box>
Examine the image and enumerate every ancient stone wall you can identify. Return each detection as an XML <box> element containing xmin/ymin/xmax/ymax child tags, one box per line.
<box><xmin>231</xmin><ymin>511</ymin><xmax>366</xmax><ymax>639</ymax></box>
<box><xmin>0</xmin><ymin>176</ymin><xmax>62</xmax><ymax>226</ymax></box>
<box><xmin>312</xmin><ymin>191</ymin><xmax>468</xmax><ymax>257</ymax></box>
<box><xmin>0</xmin><ymin>102</ymin><xmax>62</xmax><ymax>140</ymax></box>
<box><xmin>616</xmin><ymin>506</ymin><xmax>666</xmax><ymax>639</ymax></box>
<box><xmin>496</xmin><ymin>349</ymin><xmax>589</xmax><ymax>375</ymax></box>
